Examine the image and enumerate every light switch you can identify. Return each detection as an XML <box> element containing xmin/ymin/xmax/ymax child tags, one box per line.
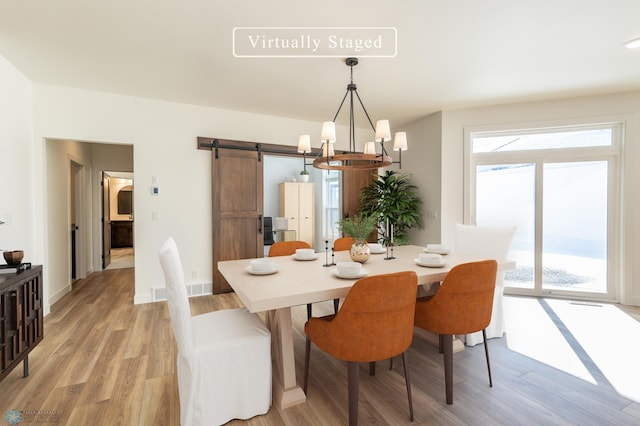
<box><xmin>152</xmin><ymin>211</ymin><xmax>159</xmax><ymax>220</ymax></box>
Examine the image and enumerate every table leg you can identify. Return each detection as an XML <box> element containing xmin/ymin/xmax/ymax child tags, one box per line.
<box><xmin>266</xmin><ymin>308</ymin><xmax>307</xmax><ymax>409</ymax></box>
<box><xmin>443</xmin><ymin>334</ymin><xmax>453</xmax><ymax>404</ymax></box>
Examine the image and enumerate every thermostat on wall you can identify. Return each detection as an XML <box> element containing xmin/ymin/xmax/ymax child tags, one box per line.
<box><xmin>151</xmin><ymin>186</ymin><xmax>160</xmax><ymax>195</ymax></box>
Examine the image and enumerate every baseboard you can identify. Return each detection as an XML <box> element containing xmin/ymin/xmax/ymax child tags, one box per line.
<box><xmin>150</xmin><ymin>281</ymin><xmax>213</xmax><ymax>302</ymax></box>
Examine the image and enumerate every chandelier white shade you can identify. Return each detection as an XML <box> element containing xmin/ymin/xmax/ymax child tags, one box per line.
<box><xmin>375</xmin><ymin>120</ymin><xmax>391</xmax><ymax>142</ymax></box>
<box><xmin>321</xmin><ymin>121</ymin><xmax>337</xmax><ymax>143</ymax></box>
<box><xmin>393</xmin><ymin>132</ymin><xmax>408</xmax><ymax>152</ymax></box>
<box><xmin>297</xmin><ymin>134</ymin><xmax>311</xmax><ymax>153</ymax></box>
<box><xmin>363</xmin><ymin>141</ymin><xmax>376</xmax><ymax>155</ymax></box>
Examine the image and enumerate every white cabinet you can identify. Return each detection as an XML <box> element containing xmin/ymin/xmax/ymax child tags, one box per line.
<box><xmin>279</xmin><ymin>182</ymin><xmax>315</xmax><ymax>246</ymax></box>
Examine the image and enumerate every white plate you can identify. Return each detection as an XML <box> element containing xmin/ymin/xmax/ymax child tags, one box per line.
<box><xmin>414</xmin><ymin>258</ymin><xmax>447</xmax><ymax>268</ymax></box>
<box><xmin>370</xmin><ymin>248</ymin><xmax>387</xmax><ymax>254</ymax></box>
<box><xmin>331</xmin><ymin>268</ymin><xmax>369</xmax><ymax>279</ymax></box>
<box><xmin>245</xmin><ymin>265</ymin><xmax>279</xmax><ymax>275</ymax></box>
<box><xmin>293</xmin><ymin>253</ymin><xmax>318</xmax><ymax>261</ymax></box>
<box><xmin>423</xmin><ymin>247</ymin><xmax>450</xmax><ymax>255</ymax></box>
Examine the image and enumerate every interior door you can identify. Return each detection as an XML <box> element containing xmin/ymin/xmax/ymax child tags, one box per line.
<box><xmin>102</xmin><ymin>172</ymin><xmax>111</xmax><ymax>269</ymax></box>
<box><xmin>212</xmin><ymin>147</ymin><xmax>263</xmax><ymax>293</ymax></box>
<box><xmin>342</xmin><ymin>168</ymin><xmax>376</xmax><ymax>219</ymax></box>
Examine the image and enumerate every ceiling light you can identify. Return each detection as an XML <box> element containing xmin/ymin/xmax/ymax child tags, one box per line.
<box><xmin>623</xmin><ymin>37</ymin><xmax>640</xmax><ymax>49</ymax></box>
<box><xmin>297</xmin><ymin>57</ymin><xmax>407</xmax><ymax>171</ymax></box>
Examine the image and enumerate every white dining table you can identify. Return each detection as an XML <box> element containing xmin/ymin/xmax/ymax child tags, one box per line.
<box><xmin>217</xmin><ymin>244</ymin><xmax>515</xmax><ymax>409</ymax></box>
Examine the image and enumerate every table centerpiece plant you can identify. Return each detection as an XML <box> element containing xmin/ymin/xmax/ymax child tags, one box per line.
<box><xmin>337</xmin><ymin>213</ymin><xmax>378</xmax><ymax>263</ymax></box>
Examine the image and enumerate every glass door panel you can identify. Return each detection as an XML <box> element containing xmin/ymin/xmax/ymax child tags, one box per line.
<box><xmin>476</xmin><ymin>163</ymin><xmax>535</xmax><ymax>290</ymax></box>
<box><xmin>542</xmin><ymin>161</ymin><xmax>608</xmax><ymax>293</ymax></box>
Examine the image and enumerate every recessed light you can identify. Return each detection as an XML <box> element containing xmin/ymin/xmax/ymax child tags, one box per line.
<box><xmin>623</xmin><ymin>37</ymin><xmax>640</xmax><ymax>49</ymax></box>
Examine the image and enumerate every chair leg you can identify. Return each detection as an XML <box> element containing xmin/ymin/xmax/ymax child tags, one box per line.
<box><xmin>306</xmin><ymin>303</ymin><xmax>312</xmax><ymax>320</ymax></box>
<box><xmin>442</xmin><ymin>334</ymin><xmax>453</xmax><ymax>404</ymax></box>
<box><xmin>438</xmin><ymin>333</ymin><xmax>444</xmax><ymax>353</ymax></box>
<box><xmin>303</xmin><ymin>337</ymin><xmax>311</xmax><ymax>394</ymax></box>
<box><xmin>401</xmin><ymin>351</ymin><xmax>414</xmax><ymax>422</ymax></box>
<box><xmin>333</xmin><ymin>298</ymin><xmax>340</xmax><ymax>314</ymax></box>
<box><xmin>348</xmin><ymin>362</ymin><xmax>359</xmax><ymax>426</ymax></box>
<box><xmin>389</xmin><ymin>357</ymin><xmax>394</xmax><ymax>370</ymax></box>
<box><xmin>482</xmin><ymin>329</ymin><xmax>493</xmax><ymax>387</ymax></box>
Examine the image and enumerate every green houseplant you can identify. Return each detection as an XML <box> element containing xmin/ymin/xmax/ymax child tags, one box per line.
<box><xmin>359</xmin><ymin>170</ymin><xmax>422</xmax><ymax>245</ymax></box>
<box><xmin>299</xmin><ymin>169</ymin><xmax>310</xmax><ymax>182</ymax></box>
<box><xmin>338</xmin><ymin>213</ymin><xmax>377</xmax><ymax>242</ymax></box>
<box><xmin>337</xmin><ymin>213</ymin><xmax>378</xmax><ymax>263</ymax></box>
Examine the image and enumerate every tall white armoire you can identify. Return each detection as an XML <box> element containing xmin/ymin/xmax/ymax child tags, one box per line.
<box><xmin>279</xmin><ymin>182</ymin><xmax>315</xmax><ymax>246</ymax></box>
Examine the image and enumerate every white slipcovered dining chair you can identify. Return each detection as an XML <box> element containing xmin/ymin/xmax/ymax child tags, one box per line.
<box><xmin>159</xmin><ymin>237</ymin><xmax>272</xmax><ymax>425</ymax></box>
<box><xmin>455</xmin><ymin>224</ymin><xmax>516</xmax><ymax>346</ymax></box>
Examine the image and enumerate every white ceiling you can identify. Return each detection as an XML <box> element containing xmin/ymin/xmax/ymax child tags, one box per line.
<box><xmin>1</xmin><ymin>0</ymin><xmax>639</xmax><ymax>128</ymax></box>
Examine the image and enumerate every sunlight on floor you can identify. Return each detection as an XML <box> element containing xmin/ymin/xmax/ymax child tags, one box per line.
<box><xmin>504</xmin><ymin>296</ymin><xmax>640</xmax><ymax>403</ymax></box>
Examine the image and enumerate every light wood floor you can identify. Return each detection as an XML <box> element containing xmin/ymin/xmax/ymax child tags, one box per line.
<box><xmin>2</xmin><ymin>268</ymin><xmax>640</xmax><ymax>425</ymax></box>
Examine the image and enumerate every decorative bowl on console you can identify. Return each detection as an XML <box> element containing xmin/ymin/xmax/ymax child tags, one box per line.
<box><xmin>3</xmin><ymin>250</ymin><xmax>24</xmax><ymax>265</ymax></box>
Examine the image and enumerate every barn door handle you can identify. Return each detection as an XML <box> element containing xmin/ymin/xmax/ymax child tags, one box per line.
<box><xmin>258</xmin><ymin>215</ymin><xmax>263</xmax><ymax>234</ymax></box>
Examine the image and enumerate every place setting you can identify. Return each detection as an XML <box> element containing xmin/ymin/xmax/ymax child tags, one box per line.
<box><xmin>424</xmin><ymin>243</ymin><xmax>450</xmax><ymax>255</ymax></box>
<box><xmin>245</xmin><ymin>258</ymin><xmax>280</xmax><ymax>275</ymax></box>
<box><xmin>293</xmin><ymin>248</ymin><xmax>318</xmax><ymax>261</ymax></box>
<box><xmin>368</xmin><ymin>243</ymin><xmax>386</xmax><ymax>254</ymax></box>
<box><xmin>331</xmin><ymin>261</ymin><xmax>369</xmax><ymax>279</ymax></box>
<box><xmin>414</xmin><ymin>252</ymin><xmax>447</xmax><ymax>268</ymax></box>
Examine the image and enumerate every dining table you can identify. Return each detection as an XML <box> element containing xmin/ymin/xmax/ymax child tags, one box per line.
<box><xmin>217</xmin><ymin>244</ymin><xmax>515</xmax><ymax>409</ymax></box>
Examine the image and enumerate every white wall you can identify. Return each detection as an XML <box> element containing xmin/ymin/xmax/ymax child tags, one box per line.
<box><xmin>31</xmin><ymin>84</ymin><xmax>355</xmax><ymax>306</ymax></box>
<box><xmin>0</xmin><ymin>55</ymin><xmax>34</xmax><ymax>262</ymax></box>
<box><xmin>438</xmin><ymin>91</ymin><xmax>640</xmax><ymax>306</ymax></box>
<box><xmin>401</xmin><ymin>111</ymin><xmax>443</xmax><ymax>246</ymax></box>
<box><xmin>45</xmin><ymin>140</ymin><xmax>93</xmax><ymax>304</ymax></box>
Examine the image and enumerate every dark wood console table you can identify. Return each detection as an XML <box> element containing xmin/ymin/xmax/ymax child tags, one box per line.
<box><xmin>0</xmin><ymin>264</ymin><xmax>43</xmax><ymax>381</ymax></box>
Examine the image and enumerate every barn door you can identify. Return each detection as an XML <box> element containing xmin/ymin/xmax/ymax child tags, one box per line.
<box><xmin>212</xmin><ymin>145</ymin><xmax>263</xmax><ymax>293</ymax></box>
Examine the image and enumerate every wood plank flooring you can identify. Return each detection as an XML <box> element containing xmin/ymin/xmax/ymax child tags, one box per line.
<box><xmin>1</xmin><ymin>268</ymin><xmax>639</xmax><ymax>425</ymax></box>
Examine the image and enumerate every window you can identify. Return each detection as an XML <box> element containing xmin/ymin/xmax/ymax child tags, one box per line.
<box><xmin>468</xmin><ymin>124</ymin><xmax>620</xmax><ymax>300</ymax></box>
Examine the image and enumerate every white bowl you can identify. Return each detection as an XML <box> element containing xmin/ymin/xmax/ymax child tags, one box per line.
<box><xmin>295</xmin><ymin>248</ymin><xmax>315</xmax><ymax>259</ymax></box>
<box><xmin>336</xmin><ymin>261</ymin><xmax>362</xmax><ymax>276</ymax></box>
<box><xmin>426</xmin><ymin>244</ymin><xmax>449</xmax><ymax>254</ymax></box>
<box><xmin>250</xmin><ymin>258</ymin><xmax>276</xmax><ymax>272</ymax></box>
<box><xmin>419</xmin><ymin>253</ymin><xmax>442</xmax><ymax>264</ymax></box>
<box><xmin>368</xmin><ymin>243</ymin><xmax>382</xmax><ymax>252</ymax></box>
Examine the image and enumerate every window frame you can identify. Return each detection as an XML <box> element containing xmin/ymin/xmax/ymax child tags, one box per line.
<box><xmin>464</xmin><ymin>120</ymin><xmax>622</xmax><ymax>302</ymax></box>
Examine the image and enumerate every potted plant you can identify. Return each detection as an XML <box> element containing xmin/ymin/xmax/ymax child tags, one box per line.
<box><xmin>299</xmin><ymin>169</ymin><xmax>310</xmax><ymax>183</ymax></box>
<box><xmin>359</xmin><ymin>170</ymin><xmax>422</xmax><ymax>246</ymax></box>
<box><xmin>338</xmin><ymin>213</ymin><xmax>378</xmax><ymax>263</ymax></box>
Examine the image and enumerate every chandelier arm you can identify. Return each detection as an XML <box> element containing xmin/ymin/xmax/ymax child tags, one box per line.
<box><xmin>349</xmin><ymin>88</ymin><xmax>356</xmax><ymax>152</ymax></box>
<box><xmin>332</xmin><ymin>90</ymin><xmax>350</xmax><ymax>123</ymax></box>
<box><xmin>353</xmin><ymin>89</ymin><xmax>377</xmax><ymax>132</ymax></box>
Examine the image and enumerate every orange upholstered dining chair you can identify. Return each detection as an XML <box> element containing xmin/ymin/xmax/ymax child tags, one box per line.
<box><xmin>333</xmin><ymin>236</ymin><xmax>355</xmax><ymax>251</ymax></box>
<box><xmin>304</xmin><ymin>271</ymin><xmax>418</xmax><ymax>426</ymax></box>
<box><xmin>414</xmin><ymin>260</ymin><xmax>498</xmax><ymax>405</ymax></box>
<box><xmin>268</xmin><ymin>241</ymin><xmax>337</xmax><ymax>319</ymax></box>
<box><xmin>268</xmin><ymin>240</ymin><xmax>311</xmax><ymax>257</ymax></box>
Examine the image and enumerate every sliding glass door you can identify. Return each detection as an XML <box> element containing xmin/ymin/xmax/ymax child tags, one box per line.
<box><xmin>469</xmin><ymin>125</ymin><xmax>620</xmax><ymax>301</ymax></box>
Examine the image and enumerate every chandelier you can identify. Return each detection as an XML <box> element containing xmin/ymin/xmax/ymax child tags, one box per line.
<box><xmin>297</xmin><ymin>57</ymin><xmax>407</xmax><ymax>171</ymax></box>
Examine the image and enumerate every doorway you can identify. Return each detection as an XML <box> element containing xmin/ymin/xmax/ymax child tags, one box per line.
<box><xmin>70</xmin><ymin>159</ymin><xmax>85</xmax><ymax>282</ymax></box>
<box><xmin>103</xmin><ymin>171</ymin><xmax>135</xmax><ymax>270</ymax></box>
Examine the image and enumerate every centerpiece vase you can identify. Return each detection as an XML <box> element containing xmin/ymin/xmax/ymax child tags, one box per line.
<box><xmin>349</xmin><ymin>239</ymin><xmax>371</xmax><ymax>263</ymax></box>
